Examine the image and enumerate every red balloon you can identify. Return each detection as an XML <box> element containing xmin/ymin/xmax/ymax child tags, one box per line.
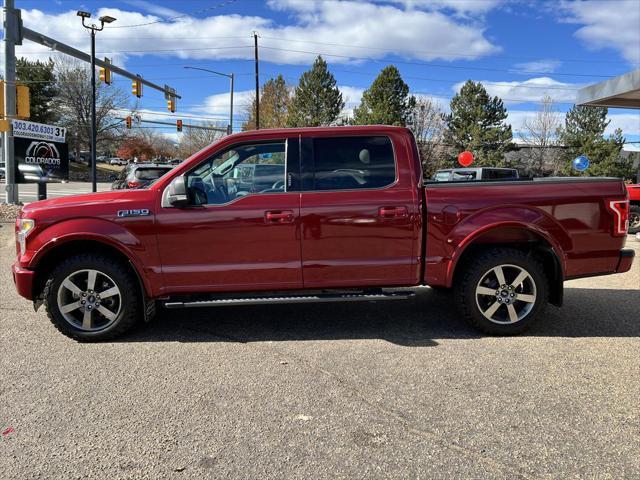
<box><xmin>458</xmin><ymin>151</ymin><xmax>474</xmax><ymax>167</ymax></box>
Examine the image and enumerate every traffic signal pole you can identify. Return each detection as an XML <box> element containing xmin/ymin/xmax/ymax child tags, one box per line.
<box><xmin>3</xmin><ymin>0</ymin><xmax>19</xmax><ymax>204</ymax></box>
<box><xmin>90</xmin><ymin>28</ymin><xmax>97</xmax><ymax>193</ymax></box>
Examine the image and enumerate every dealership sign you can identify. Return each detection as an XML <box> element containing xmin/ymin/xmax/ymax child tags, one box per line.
<box><xmin>12</xmin><ymin>120</ymin><xmax>69</xmax><ymax>184</ymax></box>
<box><xmin>11</xmin><ymin>119</ymin><xmax>66</xmax><ymax>143</ymax></box>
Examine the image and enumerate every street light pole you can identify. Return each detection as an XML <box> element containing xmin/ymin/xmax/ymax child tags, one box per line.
<box><xmin>78</xmin><ymin>11</ymin><xmax>115</xmax><ymax>193</ymax></box>
<box><xmin>183</xmin><ymin>66</ymin><xmax>234</xmax><ymax>135</ymax></box>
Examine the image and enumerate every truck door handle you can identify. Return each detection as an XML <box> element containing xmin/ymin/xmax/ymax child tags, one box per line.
<box><xmin>378</xmin><ymin>206</ymin><xmax>408</xmax><ymax>219</ymax></box>
<box><xmin>265</xmin><ymin>210</ymin><xmax>294</xmax><ymax>223</ymax></box>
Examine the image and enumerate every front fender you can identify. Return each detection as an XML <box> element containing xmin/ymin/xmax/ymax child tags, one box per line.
<box><xmin>25</xmin><ymin>217</ymin><xmax>155</xmax><ymax>297</ymax></box>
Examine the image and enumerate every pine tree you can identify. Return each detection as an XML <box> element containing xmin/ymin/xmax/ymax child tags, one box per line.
<box><xmin>558</xmin><ymin>104</ymin><xmax>633</xmax><ymax>178</ymax></box>
<box><xmin>353</xmin><ymin>66</ymin><xmax>416</xmax><ymax>126</ymax></box>
<box><xmin>444</xmin><ymin>80</ymin><xmax>514</xmax><ymax>167</ymax></box>
<box><xmin>16</xmin><ymin>57</ymin><xmax>60</xmax><ymax>124</ymax></box>
<box><xmin>243</xmin><ymin>75</ymin><xmax>291</xmax><ymax>130</ymax></box>
<box><xmin>287</xmin><ymin>56</ymin><xmax>344</xmax><ymax>127</ymax></box>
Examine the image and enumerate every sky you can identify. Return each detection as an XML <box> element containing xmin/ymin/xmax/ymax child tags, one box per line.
<box><xmin>6</xmin><ymin>0</ymin><xmax>640</xmax><ymax>149</ymax></box>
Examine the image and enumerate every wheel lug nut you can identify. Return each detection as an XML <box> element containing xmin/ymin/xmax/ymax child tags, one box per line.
<box><xmin>510</xmin><ymin>293</ymin><xmax>515</xmax><ymax>297</ymax></box>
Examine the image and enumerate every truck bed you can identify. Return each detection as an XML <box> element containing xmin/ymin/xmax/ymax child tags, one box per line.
<box><xmin>423</xmin><ymin>177</ymin><xmax>629</xmax><ymax>285</ymax></box>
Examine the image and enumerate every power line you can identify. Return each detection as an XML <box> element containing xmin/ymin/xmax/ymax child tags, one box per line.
<box><xmin>258</xmin><ymin>45</ymin><xmax>613</xmax><ymax>79</ymax></box>
<box><xmin>105</xmin><ymin>1</ymin><xmax>237</xmax><ymax>29</ymax></box>
<box><xmin>258</xmin><ymin>35</ymin><xmax>631</xmax><ymax>66</ymax></box>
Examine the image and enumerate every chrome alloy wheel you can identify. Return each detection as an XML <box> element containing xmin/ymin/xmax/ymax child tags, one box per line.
<box><xmin>475</xmin><ymin>264</ymin><xmax>537</xmax><ymax>324</ymax></box>
<box><xmin>56</xmin><ymin>269</ymin><xmax>122</xmax><ymax>332</ymax></box>
<box><xmin>630</xmin><ymin>211</ymin><xmax>640</xmax><ymax>230</ymax></box>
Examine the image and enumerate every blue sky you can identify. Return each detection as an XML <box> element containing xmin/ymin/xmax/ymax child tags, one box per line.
<box><xmin>9</xmin><ymin>0</ymin><xmax>640</xmax><ymax>148</ymax></box>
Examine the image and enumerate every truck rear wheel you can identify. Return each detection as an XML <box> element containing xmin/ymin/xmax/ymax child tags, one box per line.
<box><xmin>629</xmin><ymin>205</ymin><xmax>640</xmax><ymax>234</ymax></box>
<box><xmin>455</xmin><ymin>248</ymin><xmax>549</xmax><ymax>335</ymax></box>
<box><xmin>44</xmin><ymin>254</ymin><xmax>140</xmax><ymax>341</ymax></box>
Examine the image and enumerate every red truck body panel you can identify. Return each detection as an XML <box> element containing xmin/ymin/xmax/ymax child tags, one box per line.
<box><xmin>628</xmin><ymin>183</ymin><xmax>640</xmax><ymax>203</ymax></box>
<box><xmin>13</xmin><ymin>126</ymin><xmax>633</xmax><ymax>302</ymax></box>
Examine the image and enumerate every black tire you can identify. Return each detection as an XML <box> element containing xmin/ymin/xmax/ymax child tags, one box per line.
<box><xmin>629</xmin><ymin>205</ymin><xmax>640</xmax><ymax>234</ymax></box>
<box><xmin>455</xmin><ymin>248</ymin><xmax>549</xmax><ymax>335</ymax></box>
<box><xmin>44</xmin><ymin>254</ymin><xmax>140</xmax><ymax>341</ymax></box>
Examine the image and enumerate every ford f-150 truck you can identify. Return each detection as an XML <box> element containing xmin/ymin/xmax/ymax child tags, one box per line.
<box><xmin>12</xmin><ymin>126</ymin><xmax>634</xmax><ymax>341</ymax></box>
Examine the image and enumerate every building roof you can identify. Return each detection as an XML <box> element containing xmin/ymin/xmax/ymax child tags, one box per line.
<box><xmin>577</xmin><ymin>69</ymin><xmax>640</xmax><ymax>109</ymax></box>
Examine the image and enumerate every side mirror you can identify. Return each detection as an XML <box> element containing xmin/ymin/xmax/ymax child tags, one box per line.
<box><xmin>167</xmin><ymin>175</ymin><xmax>189</xmax><ymax>207</ymax></box>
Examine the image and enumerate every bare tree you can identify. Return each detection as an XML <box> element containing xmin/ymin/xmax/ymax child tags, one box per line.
<box><xmin>135</xmin><ymin>129</ymin><xmax>177</xmax><ymax>160</ymax></box>
<box><xmin>519</xmin><ymin>96</ymin><xmax>561</xmax><ymax>176</ymax></box>
<box><xmin>176</xmin><ymin>123</ymin><xmax>226</xmax><ymax>159</ymax></box>
<box><xmin>408</xmin><ymin>97</ymin><xmax>447</xmax><ymax>177</ymax></box>
<box><xmin>55</xmin><ymin>58</ymin><xmax>131</xmax><ymax>159</ymax></box>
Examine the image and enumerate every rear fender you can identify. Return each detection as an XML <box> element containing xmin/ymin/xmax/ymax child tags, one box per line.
<box><xmin>445</xmin><ymin>205</ymin><xmax>570</xmax><ymax>287</ymax></box>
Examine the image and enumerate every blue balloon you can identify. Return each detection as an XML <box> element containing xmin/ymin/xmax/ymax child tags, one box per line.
<box><xmin>573</xmin><ymin>155</ymin><xmax>590</xmax><ymax>172</ymax></box>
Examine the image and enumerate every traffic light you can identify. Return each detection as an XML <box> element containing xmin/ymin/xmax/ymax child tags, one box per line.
<box><xmin>99</xmin><ymin>58</ymin><xmax>112</xmax><ymax>85</ymax></box>
<box><xmin>16</xmin><ymin>85</ymin><xmax>30</xmax><ymax>119</ymax></box>
<box><xmin>167</xmin><ymin>98</ymin><xmax>176</xmax><ymax>113</ymax></box>
<box><xmin>0</xmin><ymin>81</ymin><xmax>31</xmax><ymax>120</ymax></box>
<box><xmin>125</xmin><ymin>116</ymin><xmax>132</xmax><ymax>129</ymax></box>
<box><xmin>131</xmin><ymin>76</ymin><xmax>143</xmax><ymax>98</ymax></box>
<box><xmin>176</xmin><ymin>119</ymin><xmax>183</xmax><ymax>132</ymax></box>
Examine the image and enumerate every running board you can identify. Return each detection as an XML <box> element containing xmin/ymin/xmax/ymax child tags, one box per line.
<box><xmin>163</xmin><ymin>291</ymin><xmax>415</xmax><ymax>309</ymax></box>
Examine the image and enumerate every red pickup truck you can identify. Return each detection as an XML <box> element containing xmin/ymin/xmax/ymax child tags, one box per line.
<box><xmin>12</xmin><ymin>126</ymin><xmax>634</xmax><ymax>341</ymax></box>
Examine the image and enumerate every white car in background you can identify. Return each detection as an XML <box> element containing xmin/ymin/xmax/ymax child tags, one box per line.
<box><xmin>109</xmin><ymin>157</ymin><xmax>127</xmax><ymax>166</ymax></box>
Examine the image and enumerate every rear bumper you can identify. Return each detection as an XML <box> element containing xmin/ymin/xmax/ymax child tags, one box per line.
<box><xmin>616</xmin><ymin>249</ymin><xmax>635</xmax><ymax>274</ymax></box>
<box><xmin>12</xmin><ymin>263</ymin><xmax>35</xmax><ymax>300</ymax></box>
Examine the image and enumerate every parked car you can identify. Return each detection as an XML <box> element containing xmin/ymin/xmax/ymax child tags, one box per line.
<box><xmin>433</xmin><ymin>167</ymin><xmax>520</xmax><ymax>182</ymax></box>
<box><xmin>13</xmin><ymin>126</ymin><xmax>633</xmax><ymax>341</ymax></box>
<box><xmin>96</xmin><ymin>156</ymin><xmax>109</xmax><ymax>163</ymax></box>
<box><xmin>627</xmin><ymin>183</ymin><xmax>640</xmax><ymax>234</ymax></box>
<box><xmin>109</xmin><ymin>157</ymin><xmax>127</xmax><ymax>166</ymax></box>
<box><xmin>0</xmin><ymin>167</ymin><xmax>5</xmax><ymax>180</ymax></box>
<box><xmin>111</xmin><ymin>163</ymin><xmax>173</xmax><ymax>190</ymax></box>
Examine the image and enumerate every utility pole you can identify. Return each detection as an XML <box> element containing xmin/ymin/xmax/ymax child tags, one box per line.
<box><xmin>229</xmin><ymin>73</ymin><xmax>234</xmax><ymax>135</ymax></box>
<box><xmin>254</xmin><ymin>31</ymin><xmax>259</xmax><ymax>130</ymax></box>
<box><xmin>3</xmin><ymin>0</ymin><xmax>19</xmax><ymax>204</ymax></box>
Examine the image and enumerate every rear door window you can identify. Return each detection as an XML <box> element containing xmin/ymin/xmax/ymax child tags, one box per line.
<box><xmin>310</xmin><ymin>136</ymin><xmax>395</xmax><ymax>191</ymax></box>
<box><xmin>135</xmin><ymin>168</ymin><xmax>171</xmax><ymax>180</ymax></box>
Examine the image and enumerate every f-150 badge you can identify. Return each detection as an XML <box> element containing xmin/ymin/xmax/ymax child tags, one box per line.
<box><xmin>117</xmin><ymin>209</ymin><xmax>150</xmax><ymax>217</ymax></box>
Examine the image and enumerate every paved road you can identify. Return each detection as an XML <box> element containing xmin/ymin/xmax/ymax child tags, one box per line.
<box><xmin>0</xmin><ymin>227</ymin><xmax>638</xmax><ymax>479</ymax></box>
<box><xmin>1</xmin><ymin>181</ymin><xmax>112</xmax><ymax>203</ymax></box>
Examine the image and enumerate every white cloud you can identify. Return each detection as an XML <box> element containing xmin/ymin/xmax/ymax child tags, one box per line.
<box><xmin>513</xmin><ymin>59</ymin><xmax>562</xmax><ymax>74</ymax></box>
<box><xmin>453</xmin><ymin>77</ymin><xmax>583</xmax><ymax>104</ymax></box>
<box><xmin>559</xmin><ymin>0</ymin><xmax>640</xmax><ymax>65</ymax></box>
<box><xmin>14</xmin><ymin>1</ymin><xmax>499</xmax><ymax>69</ymax></box>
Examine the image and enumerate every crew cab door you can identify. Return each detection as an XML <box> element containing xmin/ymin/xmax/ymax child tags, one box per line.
<box><xmin>299</xmin><ymin>133</ymin><xmax>420</xmax><ymax>288</ymax></box>
<box><xmin>155</xmin><ymin>138</ymin><xmax>303</xmax><ymax>294</ymax></box>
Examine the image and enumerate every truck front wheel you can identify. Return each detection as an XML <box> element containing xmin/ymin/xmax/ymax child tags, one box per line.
<box><xmin>456</xmin><ymin>248</ymin><xmax>549</xmax><ymax>335</ymax></box>
<box><xmin>44</xmin><ymin>254</ymin><xmax>140</xmax><ymax>341</ymax></box>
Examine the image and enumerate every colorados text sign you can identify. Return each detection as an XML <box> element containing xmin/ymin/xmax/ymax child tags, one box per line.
<box><xmin>11</xmin><ymin>119</ymin><xmax>66</xmax><ymax>143</ymax></box>
<box><xmin>14</xmin><ymin>137</ymin><xmax>69</xmax><ymax>184</ymax></box>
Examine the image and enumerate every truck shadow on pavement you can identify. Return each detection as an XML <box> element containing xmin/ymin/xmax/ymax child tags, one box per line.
<box><xmin>121</xmin><ymin>286</ymin><xmax>640</xmax><ymax>346</ymax></box>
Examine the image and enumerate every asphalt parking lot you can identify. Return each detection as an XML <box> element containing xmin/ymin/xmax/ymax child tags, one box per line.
<box><xmin>0</xmin><ymin>225</ymin><xmax>638</xmax><ymax>479</ymax></box>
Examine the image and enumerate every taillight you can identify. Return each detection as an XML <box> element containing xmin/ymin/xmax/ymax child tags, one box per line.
<box><xmin>127</xmin><ymin>181</ymin><xmax>141</xmax><ymax>188</ymax></box>
<box><xmin>606</xmin><ymin>199</ymin><xmax>629</xmax><ymax>236</ymax></box>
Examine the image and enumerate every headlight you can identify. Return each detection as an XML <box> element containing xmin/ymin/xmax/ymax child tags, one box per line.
<box><xmin>16</xmin><ymin>218</ymin><xmax>35</xmax><ymax>256</ymax></box>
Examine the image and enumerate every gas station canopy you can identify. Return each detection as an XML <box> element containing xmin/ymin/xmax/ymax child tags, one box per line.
<box><xmin>577</xmin><ymin>69</ymin><xmax>640</xmax><ymax>109</ymax></box>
